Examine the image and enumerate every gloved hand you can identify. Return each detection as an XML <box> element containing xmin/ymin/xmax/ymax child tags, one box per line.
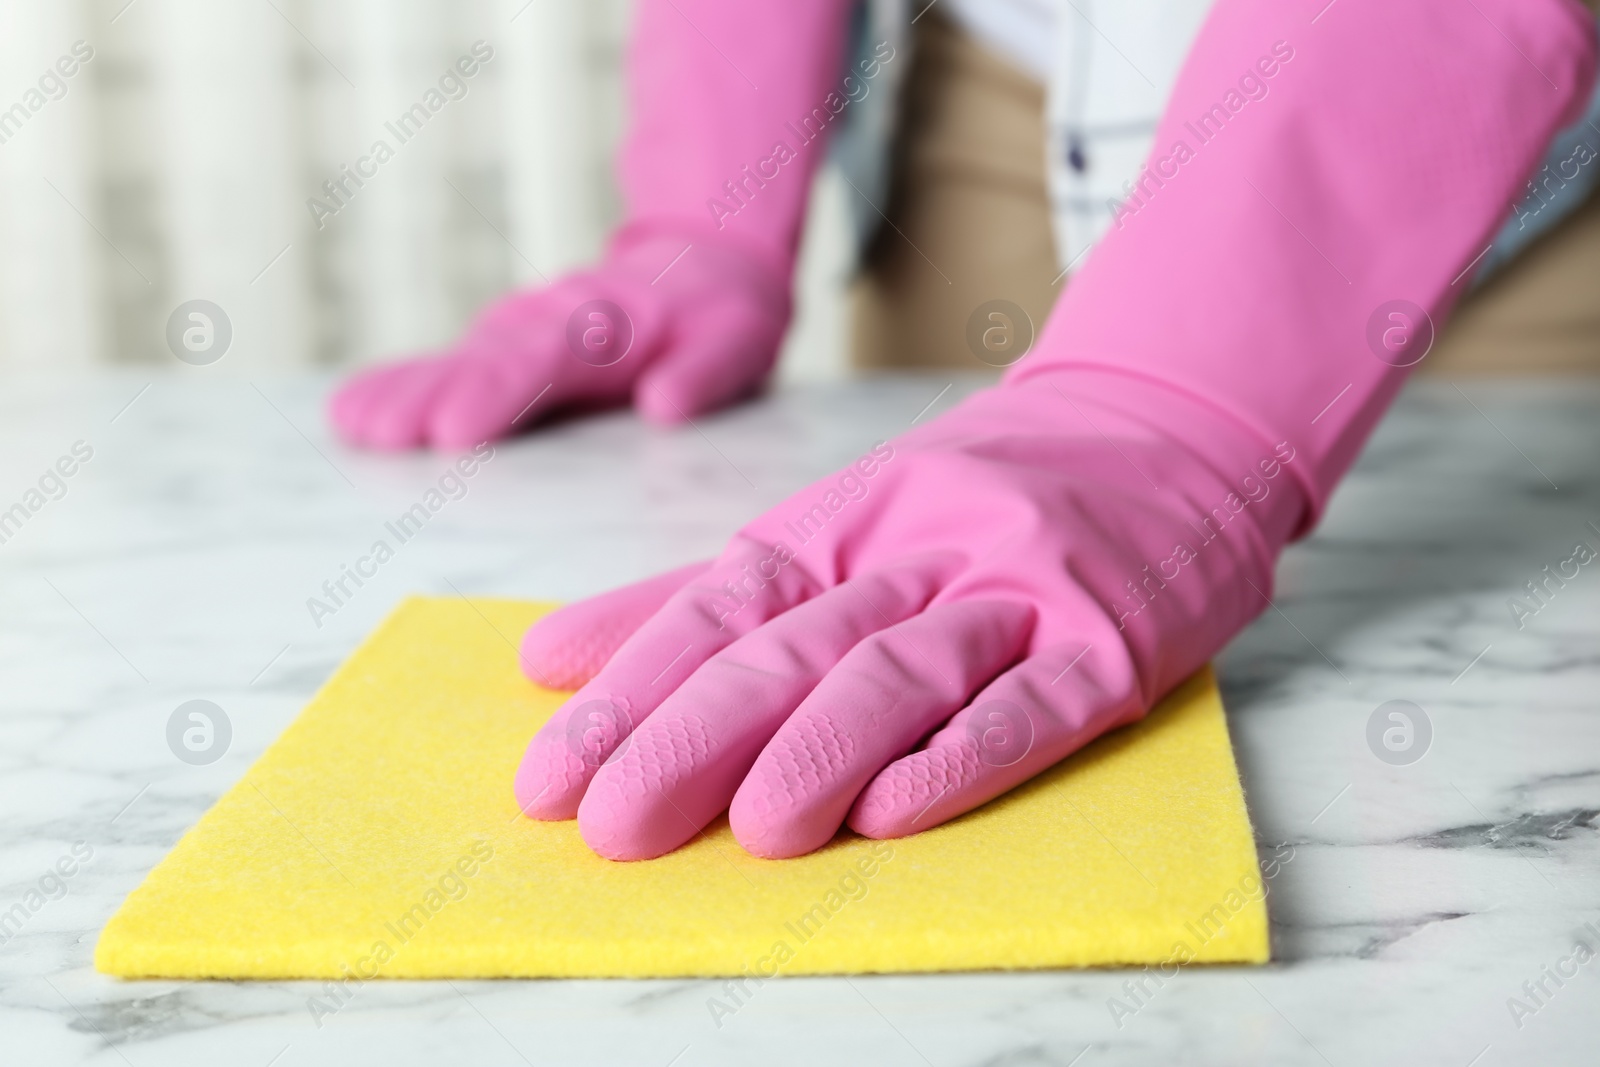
<box><xmin>329</xmin><ymin>0</ymin><xmax>854</xmax><ymax>449</ymax></box>
<box><xmin>516</xmin><ymin>372</ymin><xmax>1305</xmax><ymax>860</ymax></box>
<box><xmin>327</xmin><ymin>237</ymin><xmax>788</xmax><ymax>449</ymax></box>
<box><xmin>512</xmin><ymin>0</ymin><xmax>1592</xmax><ymax>860</ymax></box>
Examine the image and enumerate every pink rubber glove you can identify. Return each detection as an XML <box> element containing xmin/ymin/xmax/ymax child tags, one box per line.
<box><xmin>329</xmin><ymin>0</ymin><xmax>853</xmax><ymax>449</ymax></box>
<box><xmin>515</xmin><ymin>0</ymin><xmax>1595</xmax><ymax>860</ymax></box>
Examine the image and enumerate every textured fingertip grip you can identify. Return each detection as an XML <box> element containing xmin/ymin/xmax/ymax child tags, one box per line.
<box><xmin>520</xmin><ymin>609</ymin><xmax>643</xmax><ymax>690</ymax></box>
<box><xmin>513</xmin><ymin>733</ymin><xmax>592</xmax><ymax>821</ymax></box>
<box><xmin>847</xmin><ymin>744</ymin><xmax>985</xmax><ymax>841</ymax></box>
<box><xmin>518</xmin><ymin>561</ymin><xmax>712</xmax><ymax>689</ymax></box>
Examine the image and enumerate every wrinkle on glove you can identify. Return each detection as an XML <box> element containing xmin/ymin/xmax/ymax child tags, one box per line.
<box><xmin>329</xmin><ymin>0</ymin><xmax>854</xmax><ymax>449</ymax></box>
<box><xmin>516</xmin><ymin>0</ymin><xmax>1596</xmax><ymax>860</ymax></box>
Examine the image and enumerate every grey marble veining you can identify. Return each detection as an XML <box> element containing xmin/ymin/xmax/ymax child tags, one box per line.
<box><xmin>1</xmin><ymin>371</ymin><xmax>1597</xmax><ymax>1067</ymax></box>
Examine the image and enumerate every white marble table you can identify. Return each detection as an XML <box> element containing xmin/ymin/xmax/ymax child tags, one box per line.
<box><xmin>2</xmin><ymin>371</ymin><xmax>1597</xmax><ymax>1067</ymax></box>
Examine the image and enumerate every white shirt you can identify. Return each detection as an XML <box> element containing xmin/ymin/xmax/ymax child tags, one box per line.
<box><xmin>945</xmin><ymin>0</ymin><xmax>1213</xmax><ymax>269</ymax></box>
<box><xmin>942</xmin><ymin>0</ymin><xmax>1057</xmax><ymax>80</ymax></box>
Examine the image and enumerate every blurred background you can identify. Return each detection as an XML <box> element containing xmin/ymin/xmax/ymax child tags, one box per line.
<box><xmin>0</xmin><ymin>0</ymin><xmax>855</xmax><ymax>380</ymax></box>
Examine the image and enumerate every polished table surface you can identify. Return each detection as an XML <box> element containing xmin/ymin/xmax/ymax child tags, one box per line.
<box><xmin>3</xmin><ymin>371</ymin><xmax>1598</xmax><ymax>1066</ymax></box>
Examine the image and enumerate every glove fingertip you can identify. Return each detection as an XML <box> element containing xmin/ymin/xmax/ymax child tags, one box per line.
<box><xmin>327</xmin><ymin>379</ymin><xmax>366</xmax><ymax>432</ymax></box>
<box><xmin>328</xmin><ymin>367</ymin><xmax>406</xmax><ymax>448</ymax></box>
<box><xmin>846</xmin><ymin>745</ymin><xmax>985</xmax><ymax>840</ymax></box>
<box><xmin>520</xmin><ymin>560</ymin><xmax>715</xmax><ymax>689</ymax></box>
<box><xmin>513</xmin><ymin>736</ymin><xmax>589</xmax><ymax>821</ymax></box>
<box><xmin>519</xmin><ymin>612</ymin><xmax>619</xmax><ymax>690</ymax></box>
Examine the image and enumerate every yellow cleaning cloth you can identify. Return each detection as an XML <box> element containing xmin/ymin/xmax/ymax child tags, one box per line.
<box><xmin>97</xmin><ymin>596</ymin><xmax>1268</xmax><ymax>978</ymax></box>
